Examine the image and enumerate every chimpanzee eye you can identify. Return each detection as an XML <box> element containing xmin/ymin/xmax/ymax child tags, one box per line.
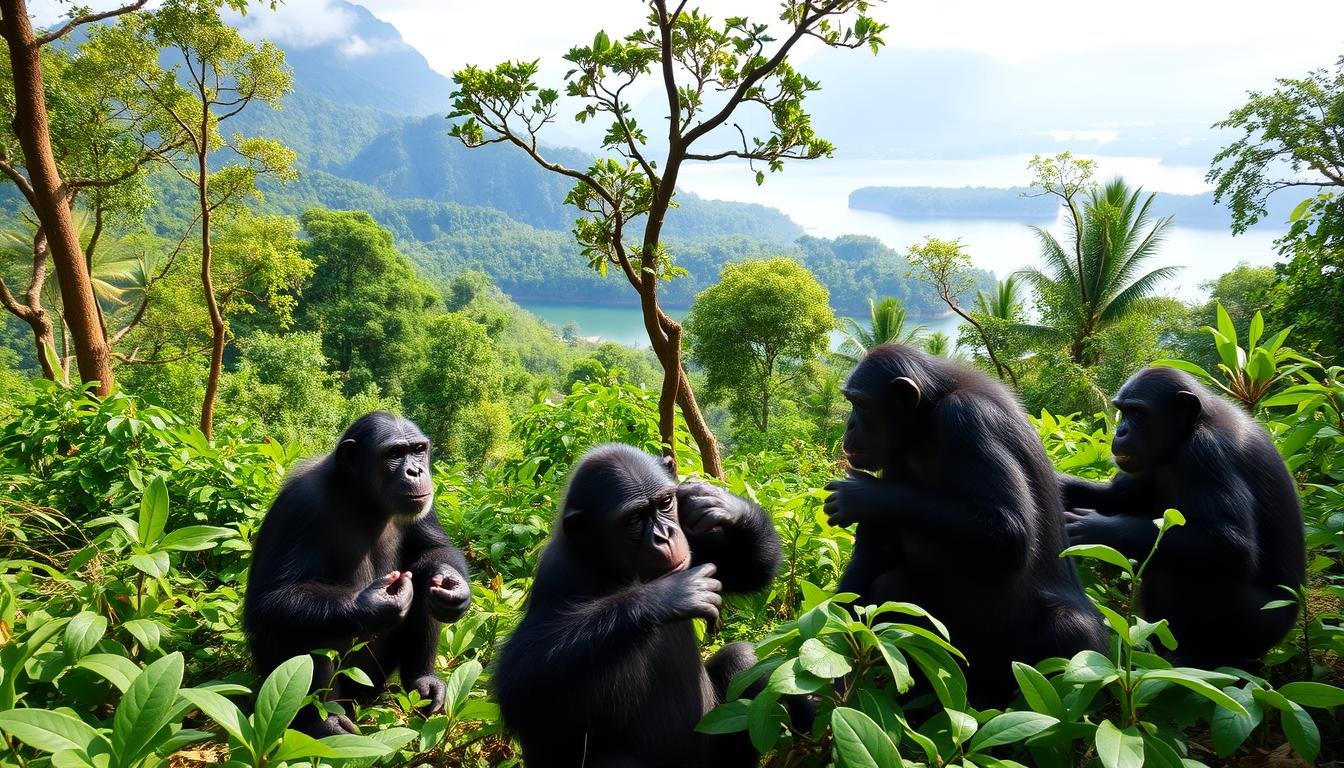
<box><xmin>658</xmin><ymin>496</ymin><xmax>674</xmax><ymax>513</ymax></box>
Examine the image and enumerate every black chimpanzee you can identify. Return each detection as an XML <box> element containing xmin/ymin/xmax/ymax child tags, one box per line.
<box><xmin>1060</xmin><ymin>366</ymin><xmax>1305</xmax><ymax>668</ymax></box>
<box><xmin>824</xmin><ymin>344</ymin><xmax>1106</xmax><ymax>707</ymax></box>
<box><xmin>492</xmin><ymin>443</ymin><xmax>783</xmax><ymax>768</ymax></box>
<box><xmin>243</xmin><ymin>412</ymin><xmax>472</xmax><ymax>736</ymax></box>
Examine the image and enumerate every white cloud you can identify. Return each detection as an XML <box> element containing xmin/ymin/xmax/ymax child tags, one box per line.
<box><xmin>228</xmin><ymin>0</ymin><xmax>360</xmax><ymax>49</ymax></box>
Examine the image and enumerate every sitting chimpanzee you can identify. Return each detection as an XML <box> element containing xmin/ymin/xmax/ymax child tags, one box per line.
<box><xmin>243</xmin><ymin>412</ymin><xmax>472</xmax><ymax>736</ymax></box>
<box><xmin>1060</xmin><ymin>366</ymin><xmax>1305</xmax><ymax>668</ymax></box>
<box><xmin>824</xmin><ymin>344</ymin><xmax>1106</xmax><ymax>707</ymax></box>
<box><xmin>493</xmin><ymin>443</ymin><xmax>783</xmax><ymax>768</ymax></box>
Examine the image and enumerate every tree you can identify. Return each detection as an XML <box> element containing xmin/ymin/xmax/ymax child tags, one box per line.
<box><xmin>1207</xmin><ymin>58</ymin><xmax>1344</xmax><ymax>355</ymax></box>
<box><xmin>0</xmin><ymin>0</ymin><xmax>163</xmax><ymax>393</ymax></box>
<box><xmin>837</xmin><ymin>296</ymin><xmax>924</xmax><ymax>363</ymax></box>
<box><xmin>907</xmin><ymin>236</ymin><xmax>1016</xmax><ymax>385</ymax></box>
<box><xmin>1020</xmin><ymin>177</ymin><xmax>1179</xmax><ymax>368</ymax></box>
<box><xmin>143</xmin><ymin>0</ymin><xmax>294</xmax><ymax>438</ymax></box>
<box><xmin>685</xmin><ymin>258</ymin><xmax>834</xmax><ymax>433</ymax></box>
<box><xmin>403</xmin><ymin>313</ymin><xmax>507</xmax><ymax>462</ymax></box>
<box><xmin>1208</xmin><ymin>56</ymin><xmax>1344</xmax><ymax>255</ymax></box>
<box><xmin>924</xmin><ymin>331</ymin><xmax>952</xmax><ymax>357</ymax></box>
<box><xmin>449</xmin><ymin>1</ymin><xmax>886</xmax><ymax>478</ymax></box>
<box><xmin>293</xmin><ymin>210</ymin><xmax>439</xmax><ymax>397</ymax></box>
<box><xmin>975</xmin><ymin>274</ymin><xmax>1026</xmax><ymax>321</ymax></box>
<box><xmin>0</xmin><ymin>24</ymin><xmax>183</xmax><ymax>381</ymax></box>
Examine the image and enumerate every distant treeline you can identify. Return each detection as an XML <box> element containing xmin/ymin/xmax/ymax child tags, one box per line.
<box><xmin>849</xmin><ymin>185</ymin><xmax>1298</xmax><ymax>229</ymax></box>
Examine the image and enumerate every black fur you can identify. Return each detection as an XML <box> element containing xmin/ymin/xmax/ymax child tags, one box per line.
<box><xmin>492</xmin><ymin>444</ymin><xmax>782</xmax><ymax>768</ymax></box>
<box><xmin>826</xmin><ymin>344</ymin><xmax>1106</xmax><ymax>707</ymax></box>
<box><xmin>1060</xmin><ymin>366</ymin><xmax>1306</xmax><ymax>668</ymax></box>
<box><xmin>243</xmin><ymin>412</ymin><xmax>471</xmax><ymax>736</ymax></box>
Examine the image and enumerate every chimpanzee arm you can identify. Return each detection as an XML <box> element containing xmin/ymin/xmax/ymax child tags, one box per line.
<box><xmin>836</xmin><ymin>522</ymin><xmax>901</xmax><ymax>604</ymax></box>
<box><xmin>825</xmin><ymin>394</ymin><xmax>1032</xmax><ymax>574</ymax></box>
<box><xmin>505</xmin><ymin>563</ymin><xmax>721</xmax><ymax>685</ymax></box>
<box><xmin>678</xmin><ymin>482</ymin><xmax>781</xmax><ymax>593</ymax></box>
<box><xmin>403</xmin><ymin>514</ymin><xmax>471</xmax><ymax>614</ymax></box>
<box><xmin>1066</xmin><ymin>451</ymin><xmax>1257</xmax><ymax>570</ymax></box>
<box><xmin>246</xmin><ymin>579</ymin><xmax>379</xmax><ymax>639</ymax></box>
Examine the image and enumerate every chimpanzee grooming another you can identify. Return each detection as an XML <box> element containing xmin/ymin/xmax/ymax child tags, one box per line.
<box><xmin>243</xmin><ymin>412</ymin><xmax>471</xmax><ymax>737</ymax></box>
<box><xmin>493</xmin><ymin>443</ymin><xmax>783</xmax><ymax>768</ymax></box>
<box><xmin>1060</xmin><ymin>366</ymin><xmax>1305</xmax><ymax>668</ymax></box>
<box><xmin>825</xmin><ymin>344</ymin><xmax>1106</xmax><ymax>707</ymax></box>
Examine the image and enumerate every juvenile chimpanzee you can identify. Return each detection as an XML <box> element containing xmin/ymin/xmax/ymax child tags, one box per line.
<box><xmin>1060</xmin><ymin>366</ymin><xmax>1305</xmax><ymax>668</ymax></box>
<box><xmin>243</xmin><ymin>412</ymin><xmax>472</xmax><ymax>736</ymax></box>
<box><xmin>825</xmin><ymin>344</ymin><xmax>1106</xmax><ymax>707</ymax></box>
<box><xmin>493</xmin><ymin>443</ymin><xmax>783</xmax><ymax>768</ymax></box>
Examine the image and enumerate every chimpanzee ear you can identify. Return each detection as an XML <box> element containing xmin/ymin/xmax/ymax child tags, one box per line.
<box><xmin>562</xmin><ymin>506</ymin><xmax>587</xmax><ymax>538</ymax></box>
<box><xmin>337</xmin><ymin>439</ymin><xmax>358</xmax><ymax>470</ymax></box>
<box><xmin>892</xmin><ymin>376</ymin><xmax>921</xmax><ymax>408</ymax></box>
<box><xmin>1176</xmin><ymin>390</ymin><xmax>1202</xmax><ymax>421</ymax></box>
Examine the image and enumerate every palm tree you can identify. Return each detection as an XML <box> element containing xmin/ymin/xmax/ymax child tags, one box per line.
<box><xmin>975</xmin><ymin>274</ymin><xmax>1025</xmax><ymax>321</ymax></box>
<box><xmin>1019</xmin><ymin>178</ymin><xmax>1179</xmax><ymax>366</ymax></box>
<box><xmin>924</xmin><ymin>331</ymin><xmax>952</xmax><ymax>357</ymax></box>
<box><xmin>838</xmin><ymin>296</ymin><xmax>926</xmax><ymax>363</ymax></box>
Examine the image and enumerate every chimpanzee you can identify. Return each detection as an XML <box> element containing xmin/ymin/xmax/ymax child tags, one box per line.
<box><xmin>492</xmin><ymin>443</ymin><xmax>784</xmax><ymax>768</ymax></box>
<box><xmin>243</xmin><ymin>412</ymin><xmax>472</xmax><ymax>736</ymax></box>
<box><xmin>1060</xmin><ymin>366</ymin><xmax>1305</xmax><ymax>668</ymax></box>
<box><xmin>824</xmin><ymin>344</ymin><xmax>1106</xmax><ymax>707</ymax></box>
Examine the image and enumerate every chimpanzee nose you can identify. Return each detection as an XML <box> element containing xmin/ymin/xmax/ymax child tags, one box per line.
<box><xmin>406</xmin><ymin>465</ymin><xmax>421</xmax><ymax>478</ymax></box>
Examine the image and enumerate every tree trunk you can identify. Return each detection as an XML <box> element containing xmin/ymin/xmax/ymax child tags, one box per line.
<box><xmin>197</xmin><ymin>150</ymin><xmax>223</xmax><ymax>439</ymax></box>
<box><xmin>1</xmin><ymin>1</ymin><xmax>113</xmax><ymax>394</ymax></box>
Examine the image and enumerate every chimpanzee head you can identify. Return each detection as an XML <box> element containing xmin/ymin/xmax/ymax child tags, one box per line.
<box><xmin>840</xmin><ymin>344</ymin><xmax>941</xmax><ymax>473</ymax></box>
<box><xmin>336</xmin><ymin>412</ymin><xmax>435</xmax><ymax>522</ymax></box>
<box><xmin>560</xmin><ymin>443</ymin><xmax>690</xmax><ymax>582</ymax></box>
<box><xmin>1109</xmin><ymin>367</ymin><xmax>1204</xmax><ymax>474</ymax></box>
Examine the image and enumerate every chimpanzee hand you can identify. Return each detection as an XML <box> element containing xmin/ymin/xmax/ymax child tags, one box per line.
<box><xmin>1063</xmin><ymin>508</ymin><xmax>1114</xmax><ymax>546</ymax></box>
<box><xmin>824</xmin><ymin>471</ymin><xmax>883</xmax><ymax>528</ymax></box>
<box><xmin>677</xmin><ymin>481</ymin><xmax>744</xmax><ymax>534</ymax></box>
<box><xmin>426</xmin><ymin>566</ymin><xmax>471</xmax><ymax>623</ymax></box>
<box><xmin>355</xmin><ymin>570</ymin><xmax>413</xmax><ymax>632</ymax></box>
<box><xmin>407</xmin><ymin>674</ymin><xmax>447</xmax><ymax>714</ymax></box>
<box><xmin>653</xmin><ymin>563</ymin><xmax>722</xmax><ymax>624</ymax></box>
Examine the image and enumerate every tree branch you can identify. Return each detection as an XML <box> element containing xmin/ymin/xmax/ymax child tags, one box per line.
<box><xmin>35</xmin><ymin>0</ymin><xmax>150</xmax><ymax>46</ymax></box>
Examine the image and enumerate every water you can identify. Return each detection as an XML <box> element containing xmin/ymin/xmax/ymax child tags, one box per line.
<box><xmin>517</xmin><ymin>300</ymin><xmax>964</xmax><ymax>349</ymax></box>
<box><xmin>518</xmin><ymin>154</ymin><xmax>1288</xmax><ymax>347</ymax></box>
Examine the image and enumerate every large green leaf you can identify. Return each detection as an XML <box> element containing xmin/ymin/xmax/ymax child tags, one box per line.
<box><xmin>112</xmin><ymin>652</ymin><xmax>185</xmax><ymax>768</ymax></box>
<box><xmin>254</xmin><ymin>655</ymin><xmax>314</xmax><ymax>753</ymax></box>
<box><xmin>64</xmin><ymin>612</ymin><xmax>107</xmax><ymax>662</ymax></box>
<box><xmin>442</xmin><ymin>660</ymin><xmax>483</xmax><ymax>719</ymax></box>
<box><xmin>0</xmin><ymin>709</ymin><xmax>99</xmax><ymax>754</ymax></box>
<box><xmin>969</xmin><ymin>711</ymin><xmax>1059</xmax><ymax>752</ymax></box>
<box><xmin>1094</xmin><ymin>720</ymin><xmax>1144</xmax><ymax>768</ymax></box>
<box><xmin>1140</xmin><ymin>670</ymin><xmax>1248</xmax><ymax>716</ymax></box>
<box><xmin>180</xmin><ymin>688</ymin><xmax>253</xmax><ymax>746</ymax></box>
<box><xmin>1011</xmin><ymin>662</ymin><xmax>1063</xmax><ymax>718</ymax></box>
<box><xmin>1211</xmin><ymin>686</ymin><xmax>1261</xmax><ymax>757</ymax></box>
<box><xmin>1279</xmin><ymin>681</ymin><xmax>1344</xmax><ymax>709</ymax></box>
<box><xmin>137</xmin><ymin>475</ymin><xmax>169</xmax><ymax>547</ymax></box>
<box><xmin>695</xmin><ymin>700</ymin><xmax>749</xmax><ymax>734</ymax></box>
<box><xmin>798</xmin><ymin>637</ymin><xmax>852</xmax><ymax>679</ymax></box>
<box><xmin>831</xmin><ymin>707</ymin><xmax>901</xmax><ymax>768</ymax></box>
<box><xmin>76</xmin><ymin>654</ymin><xmax>143</xmax><ymax>694</ymax></box>
<box><xmin>158</xmin><ymin>526</ymin><xmax>233</xmax><ymax>553</ymax></box>
<box><xmin>1060</xmin><ymin>544</ymin><xmax>1133</xmax><ymax>574</ymax></box>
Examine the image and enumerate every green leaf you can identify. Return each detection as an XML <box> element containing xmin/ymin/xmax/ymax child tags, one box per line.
<box><xmin>442</xmin><ymin>660</ymin><xmax>482</xmax><ymax>719</ymax></box>
<box><xmin>64</xmin><ymin>612</ymin><xmax>108</xmax><ymax>662</ymax></box>
<box><xmin>158</xmin><ymin>526</ymin><xmax>232</xmax><ymax>552</ymax></box>
<box><xmin>1152</xmin><ymin>359</ymin><xmax>1214</xmax><ymax>382</ymax></box>
<box><xmin>1211</xmin><ymin>686</ymin><xmax>1261</xmax><ymax>757</ymax></box>
<box><xmin>969</xmin><ymin>711</ymin><xmax>1059</xmax><ymax>752</ymax></box>
<box><xmin>746</xmin><ymin>691</ymin><xmax>783</xmax><ymax>753</ymax></box>
<box><xmin>798</xmin><ymin>637</ymin><xmax>852</xmax><ymax>679</ymax></box>
<box><xmin>1011</xmin><ymin>662</ymin><xmax>1063</xmax><ymax>718</ymax></box>
<box><xmin>1279</xmin><ymin>681</ymin><xmax>1344</xmax><ymax>709</ymax></box>
<box><xmin>0</xmin><ymin>709</ymin><xmax>99</xmax><ymax>754</ymax></box>
<box><xmin>1289</xmin><ymin>196</ymin><xmax>1312</xmax><ymax>222</ymax></box>
<box><xmin>1248</xmin><ymin>311</ymin><xmax>1264</xmax><ymax>351</ymax></box>
<box><xmin>1094</xmin><ymin>720</ymin><xmax>1144</xmax><ymax>768</ymax></box>
<box><xmin>271</xmin><ymin>730</ymin><xmax>333</xmax><ymax>762</ymax></box>
<box><xmin>1247</xmin><ymin>347</ymin><xmax>1276</xmax><ymax>383</ymax></box>
<box><xmin>831</xmin><ymin>707</ymin><xmax>901</xmax><ymax>768</ymax></box>
<box><xmin>112</xmin><ymin>652</ymin><xmax>185</xmax><ymax>767</ymax></box>
<box><xmin>696</xmin><ymin>700</ymin><xmax>749</xmax><ymax>734</ymax></box>
<box><xmin>316</xmin><ymin>734</ymin><xmax>395</xmax><ymax>759</ymax></box>
<box><xmin>254</xmin><ymin>655</ymin><xmax>313</xmax><ymax>753</ymax></box>
<box><xmin>1060</xmin><ymin>544</ymin><xmax>1133</xmax><ymax>573</ymax></box>
<box><xmin>77</xmin><ymin>654</ymin><xmax>143</xmax><ymax>694</ymax></box>
<box><xmin>138</xmin><ymin>475</ymin><xmax>169</xmax><ymax>547</ymax></box>
<box><xmin>1280</xmin><ymin>699</ymin><xmax>1320</xmax><ymax>762</ymax></box>
<box><xmin>1215</xmin><ymin>304</ymin><xmax>1238</xmax><ymax>351</ymax></box>
<box><xmin>121</xmin><ymin>619</ymin><xmax>163</xmax><ymax>651</ymax></box>
<box><xmin>179</xmin><ymin>688</ymin><xmax>252</xmax><ymax>746</ymax></box>
<box><xmin>127</xmin><ymin>552</ymin><xmax>170</xmax><ymax>579</ymax></box>
<box><xmin>1063</xmin><ymin>650</ymin><xmax>1118</xmax><ymax>684</ymax></box>
<box><xmin>1140</xmin><ymin>670</ymin><xmax>1248</xmax><ymax>716</ymax></box>
<box><xmin>766</xmin><ymin>658</ymin><xmax>827</xmax><ymax>695</ymax></box>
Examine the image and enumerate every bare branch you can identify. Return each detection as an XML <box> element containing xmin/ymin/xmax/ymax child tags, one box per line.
<box><xmin>35</xmin><ymin>0</ymin><xmax>150</xmax><ymax>46</ymax></box>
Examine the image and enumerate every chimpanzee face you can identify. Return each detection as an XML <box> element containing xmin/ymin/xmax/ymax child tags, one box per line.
<box><xmin>337</xmin><ymin>413</ymin><xmax>435</xmax><ymax>522</ymax></box>
<box><xmin>562</xmin><ymin>445</ymin><xmax>690</xmax><ymax>582</ymax></box>
<box><xmin>841</xmin><ymin>389</ymin><xmax>891</xmax><ymax>472</ymax></box>
<box><xmin>1110</xmin><ymin>369</ymin><xmax>1202</xmax><ymax>474</ymax></box>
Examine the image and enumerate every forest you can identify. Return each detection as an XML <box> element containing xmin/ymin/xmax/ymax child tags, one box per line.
<box><xmin>1</xmin><ymin>0</ymin><xmax>1343</xmax><ymax>766</ymax></box>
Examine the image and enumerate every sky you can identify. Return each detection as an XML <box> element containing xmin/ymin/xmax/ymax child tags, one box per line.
<box><xmin>306</xmin><ymin>0</ymin><xmax>1342</xmax><ymax>78</ymax></box>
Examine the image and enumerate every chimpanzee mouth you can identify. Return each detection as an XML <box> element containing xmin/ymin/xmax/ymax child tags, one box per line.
<box><xmin>1112</xmin><ymin>453</ymin><xmax>1134</xmax><ymax>469</ymax></box>
<box><xmin>670</xmin><ymin>553</ymin><xmax>693</xmax><ymax>573</ymax></box>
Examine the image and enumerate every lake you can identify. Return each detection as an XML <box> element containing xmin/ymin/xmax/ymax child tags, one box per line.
<box><xmin>519</xmin><ymin>153</ymin><xmax>1287</xmax><ymax>347</ymax></box>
